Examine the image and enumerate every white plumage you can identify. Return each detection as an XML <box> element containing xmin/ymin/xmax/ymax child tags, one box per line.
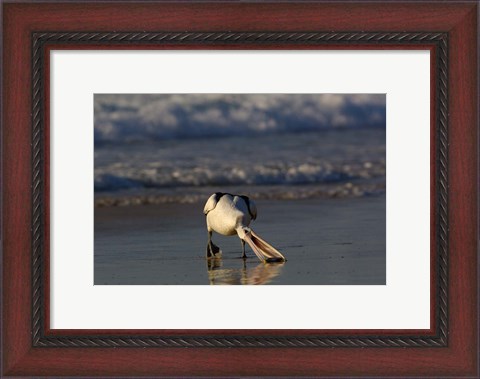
<box><xmin>203</xmin><ymin>193</ymin><xmax>286</xmax><ymax>263</ymax></box>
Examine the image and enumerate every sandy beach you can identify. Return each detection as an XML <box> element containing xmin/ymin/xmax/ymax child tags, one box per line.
<box><xmin>94</xmin><ymin>195</ymin><xmax>385</xmax><ymax>285</ymax></box>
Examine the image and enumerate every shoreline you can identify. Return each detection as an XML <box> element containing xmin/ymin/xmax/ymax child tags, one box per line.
<box><xmin>94</xmin><ymin>181</ymin><xmax>385</xmax><ymax>207</ymax></box>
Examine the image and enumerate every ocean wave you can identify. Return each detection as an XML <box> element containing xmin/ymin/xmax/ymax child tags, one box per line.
<box><xmin>94</xmin><ymin>127</ymin><xmax>385</xmax><ymax>207</ymax></box>
<box><xmin>94</xmin><ymin>161</ymin><xmax>385</xmax><ymax>192</ymax></box>
<box><xmin>94</xmin><ymin>94</ymin><xmax>386</xmax><ymax>143</ymax></box>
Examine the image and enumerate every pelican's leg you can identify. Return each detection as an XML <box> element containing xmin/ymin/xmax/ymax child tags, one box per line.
<box><xmin>206</xmin><ymin>230</ymin><xmax>221</xmax><ymax>258</ymax></box>
<box><xmin>206</xmin><ymin>231</ymin><xmax>213</xmax><ymax>258</ymax></box>
<box><xmin>241</xmin><ymin>239</ymin><xmax>246</xmax><ymax>259</ymax></box>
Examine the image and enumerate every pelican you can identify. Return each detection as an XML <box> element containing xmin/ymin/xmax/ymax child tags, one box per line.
<box><xmin>203</xmin><ymin>192</ymin><xmax>286</xmax><ymax>263</ymax></box>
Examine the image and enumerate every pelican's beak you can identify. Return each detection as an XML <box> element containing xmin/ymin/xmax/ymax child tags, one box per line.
<box><xmin>241</xmin><ymin>228</ymin><xmax>286</xmax><ymax>263</ymax></box>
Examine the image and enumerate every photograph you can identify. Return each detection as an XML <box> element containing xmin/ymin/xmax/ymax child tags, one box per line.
<box><xmin>94</xmin><ymin>93</ymin><xmax>386</xmax><ymax>285</ymax></box>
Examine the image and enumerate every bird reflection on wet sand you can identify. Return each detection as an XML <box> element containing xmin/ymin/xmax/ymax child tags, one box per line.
<box><xmin>207</xmin><ymin>258</ymin><xmax>285</xmax><ymax>285</ymax></box>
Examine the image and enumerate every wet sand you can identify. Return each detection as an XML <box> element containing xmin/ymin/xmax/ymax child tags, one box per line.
<box><xmin>94</xmin><ymin>196</ymin><xmax>386</xmax><ymax>285</ymax></box>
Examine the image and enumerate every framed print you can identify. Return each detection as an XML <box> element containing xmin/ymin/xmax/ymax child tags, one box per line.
<box><xmin>2</xmin><ymin>1</ymin><xmax>478</xmax><ymax>377</ymax></box>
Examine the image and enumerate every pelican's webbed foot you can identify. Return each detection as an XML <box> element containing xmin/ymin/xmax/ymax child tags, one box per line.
<box><xmin>206</xmin><ymin>242</ymin><xmax>222</xmax><ymax>258</ymax></box>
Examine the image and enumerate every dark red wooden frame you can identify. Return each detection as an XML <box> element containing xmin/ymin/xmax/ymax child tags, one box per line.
<box><xmin>2</xmin><ymin>1</ymin><xmax>478</xmax><ymax>377</ymax></box>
